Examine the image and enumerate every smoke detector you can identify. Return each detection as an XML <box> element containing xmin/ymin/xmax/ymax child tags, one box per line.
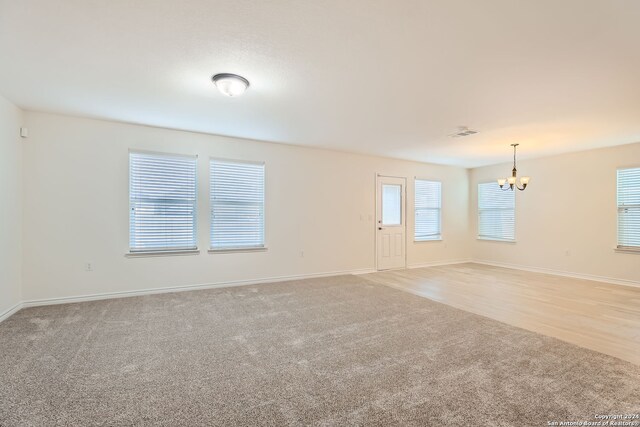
<box><xmin>449</xmin><ymin>126</ymin><xmax>478</xmax><ymax>138</ymax></box>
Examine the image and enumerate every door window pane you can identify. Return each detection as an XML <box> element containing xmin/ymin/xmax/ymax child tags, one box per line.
<box><xmin>382</xmin><ymin>184</ymin><xmax>402</xmax><ymax>225</ymax></box>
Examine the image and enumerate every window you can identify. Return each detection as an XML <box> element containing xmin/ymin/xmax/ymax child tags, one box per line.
<box><xmin>415</xmin><ymin>179</ymin><xmax>441</xmax><ymax>241</ymax></box>
<box><xmin>382</xmin><ymin>184</ymin><xmax>402</xmax><ymax>225</ymax></box>
<box><xmin>129</xmin><ymin>151</ymin><xmax>197</xmax><ymax>253</ymax></box>
<box><xmin>210</xmin><ymin>159</ymin><xmax>265</xmax><ymax>250</ymax></box>
<box><xmin>617</xmin><ymin>167</ymin><xmax>640</xmax><ymax>250</ymax></box>
<box><xmin>478</xmin><ymin>182</ymin><xmax>515</xmax><ymax>241</ymax></box>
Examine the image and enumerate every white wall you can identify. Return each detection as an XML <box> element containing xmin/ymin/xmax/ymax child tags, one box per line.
<box><xmin>470</xmin><ymin>143</ymin><xmax>640</xmax><ymax>284</ymax></box>
<box><xmin>0</xmin><ymin>95</ymin><xmax>23</xmax><ymax>316</ymax></box>
<box><xmin>21</xmin><ymin>112</ymin><xmax>470</xmax><ymax>301</ymax></box>
<box><xmin>9</xmin><ymin>109</ymin><xmax>639</xmax><ymax>306</ymax></box>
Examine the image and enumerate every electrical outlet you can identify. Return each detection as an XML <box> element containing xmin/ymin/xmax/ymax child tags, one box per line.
<box><xmin>85</xmin><ymin>262</ymin><xmax>93</xmax><ymax>271</ymax></box>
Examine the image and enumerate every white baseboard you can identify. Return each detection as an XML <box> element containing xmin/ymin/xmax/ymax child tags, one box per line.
<box><xmin>3</xmin><ymin>259</ymin><xmax>638</xmax><ymax>323</ymax></box>
<box><xmin>20</xmin><ymin>267</ymin><xmax>377</xmax><ymax>310</ymax></box>
<box><xmin>0</xmin><ymin>302</ymin><xmax>23</xmax><ymax>323</ymax></box>
<box><xmin>472</xmin><ymin>260</ymin><xmax>640</xmax><ymax>289</ymax></box>
<box><xmin>407</xmin><ymin>259</ymin><xmax>473</xmax><ymax>269</ymax></box>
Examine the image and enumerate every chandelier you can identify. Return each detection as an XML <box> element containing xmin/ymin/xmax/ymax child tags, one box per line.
<box><xmin>497</xmin><ymin>144</ymin><xmax>530</xmax><ymax>191</ymax></box>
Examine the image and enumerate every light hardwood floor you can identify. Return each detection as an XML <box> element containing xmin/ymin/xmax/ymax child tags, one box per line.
<box><xmin>362</xmin><ymin>263</ymin><xmax>640</xmax><ymax>365</ymax></box>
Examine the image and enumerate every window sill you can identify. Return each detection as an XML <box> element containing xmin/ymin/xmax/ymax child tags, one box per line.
<box><xmin>614</xmin><ymin>247</ymin><xmax>640</xmax><ymax>254</ymax></box>
<box><xmin>125</xmin><ymin>249</ymin><xmax>200</xmax><ymax>258</ymax></box>
<box><xmin>414</xmin><ymin>238</ymin><xmax>443</xmax><ymax>243</ymax></box>
<box><xmin>208</xmin><ymin>247</ymin><xmax>268</xmax><ymax>254</ymax></box>
<box><xmin>476</xmin><ymin>237</ymin><xmax>516</xmax><ymax>243</ymax></box>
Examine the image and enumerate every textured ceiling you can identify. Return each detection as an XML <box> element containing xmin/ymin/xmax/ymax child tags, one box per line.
<box><xmin>1</xmin><ymin>0</ymin><xmax>639</xmax><ymax>167</ymax></box>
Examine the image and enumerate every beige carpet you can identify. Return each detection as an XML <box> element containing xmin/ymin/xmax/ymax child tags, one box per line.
<box><xmin>1</xmin><ymin>275</ymin><xmax>639</xmax><ymax>426</ymax></box>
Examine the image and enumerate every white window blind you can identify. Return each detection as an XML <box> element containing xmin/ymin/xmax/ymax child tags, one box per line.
<box><xmin>617</xmin><ymin>167</ymin><xmax>640</xmax><ymax>249</ymax></box>
<box><xmin>478</xmin><ymin>182</ymin><xmax>515</xmax><ymax>241</ymax></box>
<box><xmin>210</xmin><ymin>159</ymin><xmax>265</xmax><ymax>250</ymax></box>
<box><xmin>129</xmin><ymin>151</ymin><xmax>197</xmax><ymax>252</ymax></box>
<box><xmin>415</xmin><ymin>180</ymin><xmax>441</xmax><ymax>241</ymax></box>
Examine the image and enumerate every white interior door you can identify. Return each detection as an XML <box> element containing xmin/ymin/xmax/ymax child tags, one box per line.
<box><xmin>376</xmin><ymin>176</ymin><xmax>406</xmax><ymax>270</ymax></box>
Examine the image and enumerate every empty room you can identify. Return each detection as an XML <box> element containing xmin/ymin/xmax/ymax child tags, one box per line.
<box><xmin>1</xmin><ymin>1</ymin><xmax>639</xmax><ymax>426</ymax></box>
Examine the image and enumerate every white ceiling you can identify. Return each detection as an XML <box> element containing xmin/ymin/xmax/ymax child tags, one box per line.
<box><xmin>1</xmin><ymin>0</ymin><xmax>639</xmax><ymax>167</ymax></box>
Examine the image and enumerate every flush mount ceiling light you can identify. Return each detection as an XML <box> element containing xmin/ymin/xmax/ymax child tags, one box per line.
<box><xmin>497</xmin><ymin>143</ymin><xmax>530</xmax><ymax>191</ymax></box>
<box><xmin>211</xmin><ymin>73</ymin><xmax>250</xmax><ymax>97</ymax></box>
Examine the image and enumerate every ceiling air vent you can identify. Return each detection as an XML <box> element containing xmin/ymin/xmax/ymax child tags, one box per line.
<box><xmin>449</xmin><ymin>126</ymin><xmax>478</xmax><ymax>138</ymax></box>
